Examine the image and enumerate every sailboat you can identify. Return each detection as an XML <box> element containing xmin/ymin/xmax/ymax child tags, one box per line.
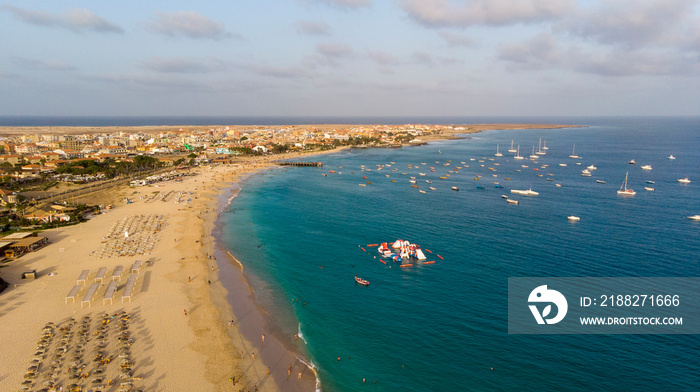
<box><xmin>569</xmin><ymin>144</ymin><xmax>579</xmax><ymax>159</ymax></box>
<box><xmin>529</xmin><ymin>146</ymin><xmax>538</xmax><ymax>159</ymax></box>
<box><xmin>536</xmin><ymin>138</ymin><xmax>546</xmax><ymax>155</ymax></box>
<box><xmin>617</xmin><ymin>172</ymin><xmax>636</xmax><ymax>196</ymax></box>
<box><xmin>514</xmin><ymin>145</ymin><xmax>524</xmax><ymax>160</ymax></box>
<box><xmin>508</xmin><ymin>140</ymin><xmax>517</xmax><ymax>153</ymax></box>
<box><xmin>495</xmin><ymin>144</ymin><xmax>502</xmax><ymax>157</ymax></box>
<box><xmin>542</xmin><ymin>140</ymin><xmax>548</xmax><ymax>150</ymax></box>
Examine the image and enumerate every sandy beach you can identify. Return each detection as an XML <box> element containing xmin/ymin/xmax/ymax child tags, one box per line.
<box><xmin>0</xmin><ymin>150</ymin><xmax>339</xmax><ymax>392</ymax></box>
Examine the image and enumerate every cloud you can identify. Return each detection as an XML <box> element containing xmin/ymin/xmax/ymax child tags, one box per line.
<box><xmin>147</xmin><ymin>11</ymin><xmax>233</xmax><ymax>40</ymax></box>
<box><xmin>560</xmin><ymin>0</ymin><xmax>696</xmax><ymax>48</ymax></box>
<box><xmin>316</xmin><ymin>43</ymin><xmax>355</xmax><ymax>58</ymax></box>
<box><xmin>140</xmin><ymin>57</ymin><xmax>229</xmax><ymax>74</ymax></box>
<box><xmin>295</xmin><ymin>20</ymin><xmax>331</xmax><ymax>36</ymax></box>
<box><xmin>247</xmin><ymin>65</ymin><xmax>311</xmax><ymax>79</ymax></box>
<box><xmin>497</xmin><ymin>32</ymin><xmax>699</xmax><ymax>77</ymax></box>
<box><xmin>439</xmin><ymin>32</ymin><xmax>476</xmax><ymax>48</ymax></box>
<box><xmin>12</xmin><ymin>57</ymin><xmax>77</xmax><ymax>71</ymax></box>
<box><xmin>399</xmin><ymin>0</ymin><xmax>575</xmax><ymax>27</ymax></box>
<box><xmin>2</xmin><ymin>5</ymin><xmax>123</xmax><ymax>33</ymax></box>
<box><xmin>367</xmin><ymin>50</ymin><xmax>400</xmax><ymax>66</ymax></box>
<box><xmin>309</xmin><ymin>0</ymin><xmax>372</xmax><ymax>9</ymax></box>
<box><xmin>410</xmin><ymin>51</ymin><xmax>434</xmax><ymax>65</ymax></box>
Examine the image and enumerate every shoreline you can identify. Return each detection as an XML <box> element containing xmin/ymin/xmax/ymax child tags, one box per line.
<box><xmin>0</xmin><ymin>124</ymin><xmax>579</xmax><ymax>392</ymax></box>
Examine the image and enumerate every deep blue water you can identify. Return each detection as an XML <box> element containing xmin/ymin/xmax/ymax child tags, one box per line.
<box><xmin>221</xmin><ymin>117</ymin><xmax>700</xmax><ymax>391</ymax></box>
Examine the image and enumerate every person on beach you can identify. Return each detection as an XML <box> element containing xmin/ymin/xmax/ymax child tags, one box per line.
<box><xmin>298</xmin><ymin>372</ymin><xmax>302</xmax><ymax>380</ymax></box>
<box><xmin>261</xmin><ymin>334</ymin><xmax>265</xmax><ymax>345</ymax></box>
<box><xmin>184</xmin><ymin>309</ymin><xmax>187</xmax><ymax>316</ymax></box>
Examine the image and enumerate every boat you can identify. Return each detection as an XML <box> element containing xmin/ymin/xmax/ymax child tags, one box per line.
<box><xmin>559</xmin><ymin>163</ymin><xmax>567</xmax><ymax>167</ymax></box>
<box><xmin>506</xmin><ymin>199</ymin><xmax>519</xmax><ymax>204</ymax></box>
<box><xmin>628</xmin><ymin>159</ymin><xmax>636</xmax><ymax>164</ymax></box>
<box><xmin>581</xmin><ymin>169</ymin><xmax>591</xmax><ymax>176</ymax></box>
<box><xmin>419</xmin><ymin>190</ymin><xmax>426</xmax><ymax>193</ymax></box>
<box><xmin>476</xmin><ymin>185</ymin><xmax>485</xmax><ymax>189</ymax></box>
<box><xmin>587</xmin><ymin>165</ymin><xmax>597</xmax><ymax>170</ymax></box>
<box><xmin>542</xmin><ymin>140</ymin><xmax>548</xmax><ymax>150</ymax></box>
<box><xmin>668</xmin><ymin>155</ymin><xmax>676</xmax><ymax>160</ymax></box>
<box><xmin>495</xmin><ymin>184</ymin><xmax>503</xmax><ymax>188</ymax></box>
<box><xmin>501</xmin><ymin>194</ymin><xmax>508</xmax><ymax>198</ymax></box>
<box><xmin>451</xmin><ymin>186</ymin><xmax>459</xmax><ymax>191</ymax></box>
<box><xmin>508</xmin><ymin>140</ymin><xmax>517</xmax><ymax>153</ymax></box>
<box><xmin>617</xmin><ymin>172</ymin><xmax>636</xmax><ymax>196</ymax></box>
<box><xmin>567</xmin><ymin>216</ymin><xmax>580</xmax><ymax>221</ymax></box>
<box><xmin>358</xmin><ymin>184</ymin><xmax>366</xmax><ymax>187</ymax></box>
<box><xmin>514</xmin><ymin>145</ymin><xmax>524</xmax><ymax>160</ymax></box>
<box><xmin>569</xmin><ymin>144</ymin><xmax>579</xmax><ymax>159</ymax></box>
<box><xmin>678</xmin><ymin>177</ymin><xmax>691</xmax><ymax>184</ymax></box>
<box><xmin>641</xmin><ymin>165</ymin><xmax>652</xmax><ymax>170</ymax></box>
<box><xmin>555</xmin><ymin>183</ymin><xmax>562</xmax><ymax>187</ymax></box>
<box><xmin>688</xmin><ymin>215</ymin><xmax>700</xmax><ymax>221</ymax></box>
<box><xmin>355</xmin><ymin>275</ymin><xmax>369</xmax><ymax>286</ymax></box>
<box><xmin>511</xmin><ymin>188</ymin><xmax>539</xmax><ymax>196</ymax></box>
<box><xmin>646</xmin><ymin>180</ymin><xmax>655</xmax><ymax>184</ymax></box>
<box><xmin>644</xmin><ymin>187</ymin><xmax>655</xmax><ymax>191</ymax></box>
<box><xmin>529</xmin><ymin>146</ymin><xmax>538</xmax><ymax>159</ymax></box>
<box><xmin>536</xmin><ymin>138</ymin><xmax>546</xmax><ymax>155</ymax></box>
<box><xmin>495</xmin><ymin>144</ymin><xmax>503</xmax><ymax>157</ymax></box>
<box><xmin>596</xmin><ymin>180</ymin><xmax>606</xmax><ymax>184</ymax></box>
<box><xmin>429</xmin><ymin>187</ymin><xmax>436</xmax><ymax>190</ymax></box>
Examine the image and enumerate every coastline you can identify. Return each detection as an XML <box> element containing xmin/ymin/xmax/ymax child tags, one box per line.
<box><xmin>0</xmin><ymin>124</ymin><xmax>580</xmax><ymax>392</ymax></box>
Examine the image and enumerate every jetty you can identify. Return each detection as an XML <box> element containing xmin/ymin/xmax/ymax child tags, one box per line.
<box><xmin>278</xmin><ymin>161</ymin><xmax>323</xmax><ymax>167</ymax></box>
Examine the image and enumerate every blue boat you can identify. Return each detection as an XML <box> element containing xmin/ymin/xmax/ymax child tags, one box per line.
<box><xmin>476</xmin><ymin>185</ymin><xmax>485</xmax><ymax>189</ymax></box>
<box><xmin>495</xmin><ymin>184</ymin><xmax>503</xmax><ymax>188</ymax></box>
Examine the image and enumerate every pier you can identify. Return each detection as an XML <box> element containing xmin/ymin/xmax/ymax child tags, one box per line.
<box><xmin>278</xmin><ymin>161</ymin><xmax>323</xmax><ymax>167</ymax></box>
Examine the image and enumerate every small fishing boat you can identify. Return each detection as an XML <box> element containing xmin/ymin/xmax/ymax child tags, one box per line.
<box><xmin>476</xmin><ymin>185</ymin><xmax>485</xmax><ymax>189</ymax></box>
<box><xmin>452</xmin><ymin>186</ymin><xmax>459</xmax><ymax>191</ymax></box>
<box><xmin>688</xmin><ymin>215</ymin><xmax>700</xmax><ymax>221</ymax></box>
<box><xmin>668</xmin><ymin>155</ymin><xmax>676</xmax><ymax>160</ymax></box>
<box><xmin>559</xmin><ymin>163</ymin><xmax>567</xmax><ymax>167</ymax></box>
<box><xmin>647</xmin><ymin>180</ymin><xmax>655</xmax><ymax>184</ymax></box>
<box><xmin>628</xmin><ymin>159</ymin><xmax>636</xmax><ymax>164</ymax></box>
<box><xmin>567</xmin><ymin>216</ymin><xmax>581</xmax><ymax>221</ymax></box>
<box><xmin>596</xmin><ymin>180</ymin><xmax>606</xmax><ymax>184</ymax></box>
<box><xmin>506</xmin><ymin>199</ymin><xmax>519</xmax><ymax>204</ymax></box>
<box><xmin>501</xmin><ymin>194</ymin><xmax>508</xmax><ymax>198</ymax></box>
<box><xmin>495</xmin><ymin>184</ymin><xmax>503</xmax><ymax>188</ymax></box>
<box><xmin>355</xmin><ymin>275</ymin><xmax>369</xmax><ymax>286</ymax></box>
<box><xmin>644</xmin><ymin>187</ymin><xmax>655</xmax><ymax>191</ymax></box>
<box><xmin>678</xmin><ymin>177</ymin><xmax>691</xmax><ymax>184</ymax></box>
<box><xmin>429</xmin><ymin>187</ymin><xmax>436</xmax><ymax>190</ymax></box>
<box><xmin>641</xmin><ymin>165</ymin><xmax>652</xmax><ymax>170</ymax></box>
<box><xmin>587</xmin><ymin>165</ymin><xmax>597</xmax><ymax>170</ymax></box>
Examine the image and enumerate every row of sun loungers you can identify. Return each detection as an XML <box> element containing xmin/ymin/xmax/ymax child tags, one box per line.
<box><xmin>67</xmin><ymin>264</ymin><xmax>143</xmax><ymax>306</ymax></box>
<box><xmin>96</xmin><ymin>215</ymin><xmax>165</xmax><ymax>258</ymax></box>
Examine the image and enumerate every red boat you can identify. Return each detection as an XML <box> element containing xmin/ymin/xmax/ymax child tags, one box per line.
<box><xmin>355</xmin><ymin>275</ymin><xmax>369</xmax><ymax>286</ymax></box>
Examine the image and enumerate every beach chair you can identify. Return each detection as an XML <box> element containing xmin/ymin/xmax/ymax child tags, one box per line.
<box><xmin>81</xmin><ymin>283</ymin><xmax>99</xmax><ymax>308</ymax></box>
<box><xmin>77</xmin><ymin>270</ymin><xmax>89</xmax><ymax>285</ymax></box>
<box><xmin>65</xmin><ymin>285</ymin><xmax>81</xmax><ymax>304</ymax></box>
<box><xmin>112</xmin><ymin>265</ymin><xmax>123</xmax><ymax>281</ymax></box>
<box><xmin>103</xmin><ymin>281</ymin><xmax>118</xmax><ymax>305</ymax></box>
<box><xmin>94</xmin><ymin>267</ymin><xmax>107</xmax><ymax>284</ymax></box>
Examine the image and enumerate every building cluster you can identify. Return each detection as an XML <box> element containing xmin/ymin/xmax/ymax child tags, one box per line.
<box><xmin>0</xmin><ymin>123</ymin><xmax>447</xmax><ymax>178</ymax></box>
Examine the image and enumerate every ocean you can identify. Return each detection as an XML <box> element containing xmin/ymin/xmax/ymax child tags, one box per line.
<box><xmin>218</xmin><ymin>117</ymin><xmax>700</xmax><ymax>391</ymax></box>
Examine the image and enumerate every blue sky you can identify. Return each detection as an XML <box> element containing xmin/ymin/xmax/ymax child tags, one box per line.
<box><xmin>1</xmin><ymin>0</ymin><xmax>700</xmax><ymax>117</ymax></box>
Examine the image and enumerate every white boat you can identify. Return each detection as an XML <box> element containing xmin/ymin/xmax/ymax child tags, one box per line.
<box><xmin>644</xmin><ymin>187</ymin><xmax>655</xmax><ymax>191</ymax></box>
<box><xmin>581</xmin><ymin>169</ymin><xmax>591</xmax><ymax>175</ymax></box>
<box><xmin>495</xmin><ymin>144</ymin><xmax>503</xmax><ymax>157</ymax></box>
<box><xmin>629</xmin><ymin>159</ymin><xmax>636</xmax><ymax>164</ymax></box>
<box><xmin>429</xmin><ymin>187</ymin><xmax>436</xmax><ymax>190</ymax></box>
<box><xmin>587</xmin><ymin>165</ymin><xmax>597</xmax><ymax>170</ymax></box>
<box><xmin>569</xmin><ymin>144</ymin><xmax>579</xmax><ymax>159</ymax></box>
<box><xmin>542</xmin><ymin>140</ymin><xmax>548</xmax><ymax>150</ymax></box>
<box><xmin>555</xmin><ymin>183</ymin><xmax>562</xmax><ymax>187</ymax></box>
<box><xmin>508</xmin><ymin>140</ymin><xmax>517</xmax><ymax>153</ymax></box>
<box><xmin>536</xmin><ymin>138</ymin><xmax>546</xmax><ymax>155</ymax></box>
<box><xmin>596</xmin><ymin>180</ymin><xmax>606</xmax><ymax>184</ymax></box>
<box><xmin>668</xmin><ymin>155</ymin><xmax>676</xmax><ymax>160</ymax></box>
<box><xmin>559</xmin><ymin>163</ymin><xmax>567</xmax><ymax>167</ymax></box>
<box><xmin>641</xmin><ymin>165</ymin><xmax>652</xmax><ymax>170</ymax></box>
<box><xmin>529</xmin><ymin>146</ymin><xmax>538</xmax><ymax>159</ymax></box>
<box><xmin>511</xmin><ymin>188</ymin><xmax>539</xmax><ymax>196</ymax></box>
<box><xmin>567</xmin><ymin>216</ymin><xmax>580</xmax><ymax>221</ymax></box>
<box><xmin>617</xmin><ymin>172</ymin><xmax>636</xmax><ymax>196</ymax></box>
<box><xmin>678</xmin><ymin>177</ymin><xmax>691</xmax><ymax>184</ymax></box>
<box><xmin>514</xmin><ymin>145</ymin><xmax>524</xmax><ymax>160</ymax></box>
<box><xmin>506</xmin><ymin>199</ymin><xmax>519</xmax><ymax>204</ymax></box>
<box><xmin>688</xmin><ymin>215</ymin><xmax>700</xmax><ymax>221</ymax></box>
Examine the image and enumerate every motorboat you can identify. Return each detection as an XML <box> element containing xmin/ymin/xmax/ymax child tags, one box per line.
<box><xmin>668</xmin><ymin>155</ymin><xmax>676</xmax><ymax>160</ymax></box>
<box><xmin>628</xmin><ymin>159</ymin><xmax>636</xmax><ymax>164</ymax></box>
<box><xmin>506</xmin><ymin>199</ymin><xmax>519</xmax><ymax>204</ymax></box>
<box><xmin>644</xmin><ymin>187</ymin><xmax>655</xmax><ymax>191</ymax></box>
<box><xmin>688</xmin><ymin>215</ymin><xmax>700</xmax><ymax>221</ymax></box>
<box><xmin>567</xmin><ymin>216</ymin><xmax>580</xmax><ymax>221</ymax></box>
<box><xmin>511</xmin><ymin>188</ymin><xmax>539</xmax><ymax>196</ymax></box>
<box><xmin>641</xmin><ymin>165</ymin><xmax>652</xmax><ymax>170</ymax></box>
<box><xmin>678</xmin><ymin>178</ymin><xmax>691</xmax><ymax>184</ymax></box>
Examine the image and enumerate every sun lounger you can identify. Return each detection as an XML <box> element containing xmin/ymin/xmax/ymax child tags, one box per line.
<box><xmin>77</xmin><ymin>270</ymin><xmax>89</xmax><ymax>285</ymax></box>
<box><xmin>130</xmin><ymin>260</ymin><xmax>142</xmax><ymax>275</ymax></box>
<box><xmin>112</xmin><ymin>265</ymin><xmax>123</xmax><ymax>281</ymax></box>
<box><xmin>94</xmin><ymin>267</ymin><xmax>107</xmax><ymax>284</ymax></box>
<box><xmin>65</xmin><ymin>285</ymin><xmax>81</xmax><ymax>304</ymax></box>
<box><xmin>121</xmin><ymin>275</ymin><xmax>137</xmax><ymax>303</ymax></box>
<box><xmin>103</xmin><ymin>281</ymin><xmax>118</xmax><ymax>305</ymax></box>
<box><xmin>81</xmin><ymin>283</ymin><xmax>99</xmax><ymax>308</ymax></box>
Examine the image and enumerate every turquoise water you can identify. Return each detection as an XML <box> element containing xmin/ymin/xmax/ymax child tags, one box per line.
<box><xmin>219</xmin><ymin>117</ymin><xmax>700</xmax><ymax>391</ymax></box>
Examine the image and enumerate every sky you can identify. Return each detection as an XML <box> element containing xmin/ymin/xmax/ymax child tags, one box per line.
<box><xmin>1</xmin><ymin>0</ymin><xmax>700</xmax><ymax>117</ymax></box>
